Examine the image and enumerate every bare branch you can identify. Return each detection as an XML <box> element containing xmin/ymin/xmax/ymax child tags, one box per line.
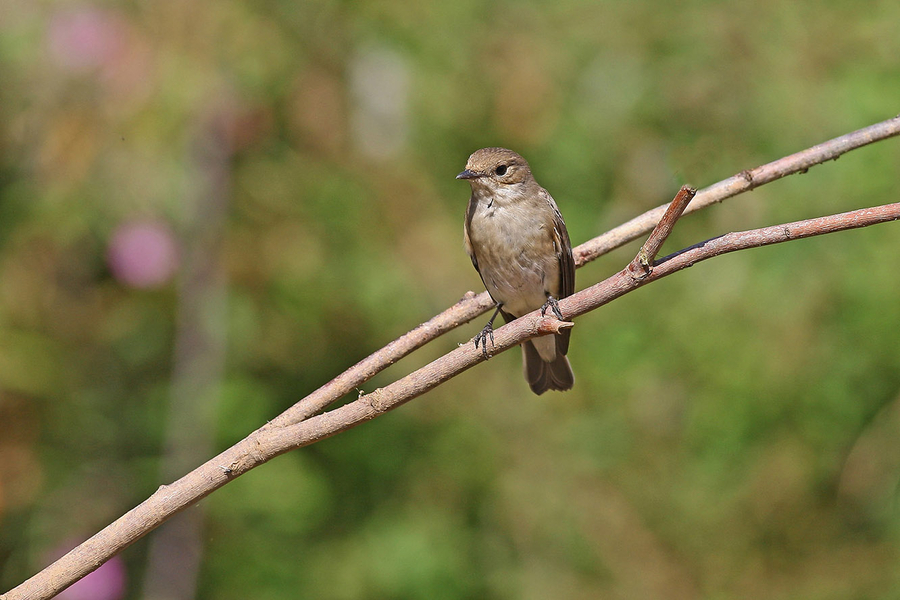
<box><xmin>4</xmin><ymin>115</ymin><xmax>900</xmax><ymax>600</ymax></box>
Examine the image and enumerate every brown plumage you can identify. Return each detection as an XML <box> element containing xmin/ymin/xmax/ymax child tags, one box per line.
<box><xmin>457</xmin><ymin>147</ymin><xmax>575</xmax><ymax>394</ymax></box>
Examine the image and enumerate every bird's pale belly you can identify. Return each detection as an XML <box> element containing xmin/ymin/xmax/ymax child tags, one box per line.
<box><xmin>469</xmin><ymin>205</ymin><xmax>560</xmax><ymax>318</ymax></box>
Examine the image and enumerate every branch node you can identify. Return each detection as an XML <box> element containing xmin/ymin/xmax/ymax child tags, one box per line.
<box><xmin>537</xmin><ymin>316</ymin><xmax>574</xmax><ymax>335</ymax></box>
<box><xmin>628</xmin><ymin>248</ymin><xmax>653</xmax><ymax>281</ymax></box>
<box><xmin>366</xmin><ymin>388</ymin><xmax>389</xmax><ymax>412</ymax></box>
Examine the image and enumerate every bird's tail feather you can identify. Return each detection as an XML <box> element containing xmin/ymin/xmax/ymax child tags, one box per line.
<box><xmin>522</xmin><ymin>341</ymin><xmax>574</xmax><ymax>395</ymax></box>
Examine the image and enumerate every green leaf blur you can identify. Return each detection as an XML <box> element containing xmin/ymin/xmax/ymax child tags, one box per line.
<box><xmin>2</xmin><ymin>1</ymin><xmax>900</xmax><ymax>598</ymax></box>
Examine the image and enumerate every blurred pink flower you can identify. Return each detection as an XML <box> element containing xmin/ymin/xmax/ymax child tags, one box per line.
<box><xmin>107</xmin><ymin>221</ymin><xmax>179</xmax><ymax>289</ymax></box>
<box><xmin>48</xmin><ymin>7</ymin><xmax>127</xmax><ymax>72</ymax></box>
<box><xmin>49</xmin><ymin>542</ymin><xmax>126</xmax><ymax>600</ymax></box>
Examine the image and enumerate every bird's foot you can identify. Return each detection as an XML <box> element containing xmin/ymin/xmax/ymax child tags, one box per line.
<box><xmin>541</xmin><ymin>296</ymin><xmax>564</xmax><ymax>321</ymax></box>
<box><xmin>474</xmin><ymin>321</ymin><xmax>495</xmax><ymax>357</ymax></box>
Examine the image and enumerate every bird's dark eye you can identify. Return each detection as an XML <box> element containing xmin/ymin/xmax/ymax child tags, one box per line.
<box><xmin>495</xmin><ymin>165</ymin><xmax>508</xmax><ymax>176</ymax></box>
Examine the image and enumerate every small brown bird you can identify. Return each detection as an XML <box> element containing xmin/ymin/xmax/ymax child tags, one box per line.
<box><xmin>457</xmin><ymin>147</ymin><xmax>575</xmax><ymax>394</ymax></box>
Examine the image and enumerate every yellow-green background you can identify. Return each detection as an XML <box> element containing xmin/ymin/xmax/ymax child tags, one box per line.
<box><xmin>2</xmin><ymin>1</ymin><xmax>900</xmax><ymax>598</ymax></box>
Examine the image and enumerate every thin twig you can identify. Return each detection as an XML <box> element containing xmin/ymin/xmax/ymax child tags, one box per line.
<box><xmin>574</xmin><ymin>114</ymin><xmax>900</xmax><ymax>266</ymax></box>
<box><xmin>628</xmin><ymin>185</ymin><xmax>696</xmax><ymax>279</ymax></box>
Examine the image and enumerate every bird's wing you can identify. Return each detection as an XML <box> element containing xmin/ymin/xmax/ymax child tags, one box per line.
<box><xmin>463</xmin><ymin>195</ymin><xmax>480</xmax><ymax>273</ymax></box>
<box><xmin>542</xmin><ymin>188</ymin><xmax>575</xmax><ymax>299</ymax></box>
<box><xmin>542</xmin><ymin>188</ymin><xmax>574</xmax><ymax>356</ymax></box>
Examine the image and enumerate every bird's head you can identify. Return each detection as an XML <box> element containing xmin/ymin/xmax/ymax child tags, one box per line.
<box><xmin>456</xmin><ymin>147</ymin><xmax>533</xmax><ymax>191</ymax></box>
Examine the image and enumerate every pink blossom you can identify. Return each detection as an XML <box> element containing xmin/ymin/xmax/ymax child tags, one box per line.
<box><xmin>48</xmin><ymin>8</ymin><xmax>127</xmax><ymax>72</ymax></box>
<box><xmin>107</xmin><ymin>221</ymin><xmax>179</xmax><ymax>288</ymax></box>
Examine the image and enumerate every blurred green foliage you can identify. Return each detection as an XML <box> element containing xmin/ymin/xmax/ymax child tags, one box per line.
<box><xmin>2</xmin><ymin>0</ymin><xmax>900</xmax><ymax>598</ymax></box>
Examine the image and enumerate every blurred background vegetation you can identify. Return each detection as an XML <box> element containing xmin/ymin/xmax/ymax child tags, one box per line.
<box><xmin>2</xmin><ymin>0</ymin><xmax>900</xmax><ymax>598</ymax></box>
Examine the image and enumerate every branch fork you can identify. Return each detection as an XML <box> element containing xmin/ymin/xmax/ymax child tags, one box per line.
<box><xmin>628</xmin><ymin>185</ymin><xmax>697</xmax><ymax>280</ymax></box>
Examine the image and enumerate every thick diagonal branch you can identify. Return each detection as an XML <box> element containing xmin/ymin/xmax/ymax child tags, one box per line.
<box><xmin>7</xmin><ymin>201</ymin><xmax>899</xmax><ymax>600</ymax></box>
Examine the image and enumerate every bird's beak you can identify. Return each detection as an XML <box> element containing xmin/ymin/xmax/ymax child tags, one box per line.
<box><xmin>456</xmin><ymin>169</ymin><xmax>481</xmax><ymax>180</ymax></box>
